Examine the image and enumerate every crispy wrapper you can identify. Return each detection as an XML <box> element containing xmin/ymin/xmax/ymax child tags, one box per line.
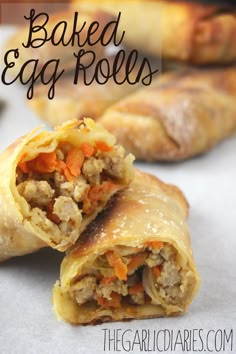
<box><xmin>53</xmin><ymin>170</ymin><xmax>200</xmax><ymax>325</ymax></box>
<box><xmin>99</xmin><ymin>66</ymin><xmax>236</xmax><ymax>161</ymax></box>
<box><xmin>0</xmin><ymin>119</ymin><xmax>134</xmax><ymax>262</ymax></box>
<box><xmin>28</xmin><ymin>53</ymin><xmax>158</xmax><ymax>126</ymax></box>
<box><xmin>28</xmin><ymin>73</ymin><xmax>131</xmax><ymax>126</ymax></box>
<box><xmin>71</xmin><ymin>0</ymin><xmax>236</xmax><ymax>64</ymax></box>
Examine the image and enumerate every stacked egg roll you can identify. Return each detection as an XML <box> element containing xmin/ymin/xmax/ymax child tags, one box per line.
<box><xmin>71</xmin><ymin>0</ymin><xmax>236</xmax><ymax>64</ymax></box>
<box><xmin>100</xmin><ymin>66</ymin><xmax>236</xmax><ymax>161</ymax></box>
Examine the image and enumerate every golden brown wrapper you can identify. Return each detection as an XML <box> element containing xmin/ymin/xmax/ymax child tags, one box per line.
<box><xmin>0</xmin><ymin>119</ymin><xmax>134</xmax><ymax>262</ymax></box>
<box><xmin>99</xmin><ymin>66</ymin><xmax>236</xmax><ymax>161</ymax></box>
<box><xmin>28</xmin><ymin>74</ymin><xmax>126</xmax><ymax>126</ymax></box>
<box><xmin>71</xmin><ymin>0</ymin><xmax>236</xmax><ymax>64</ymax></box>
<box><xmin>53</xmin><ymin>170</ymin><xmax>200</xmax><ymax>325</ymax></box>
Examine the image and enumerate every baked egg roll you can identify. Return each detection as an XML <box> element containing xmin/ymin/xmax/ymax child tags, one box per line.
<box><xmin>71</xmin><ymin>0</ymin><xmax>236</xmax><ymax>64</ymax></box>
<box><xmin>53</xmin><ymin>170</ymin><xmax>200</xmax><ymax>324</ymax></box>
<box><xmin>28</xmin><ymin>53</ymin><xmax>158</xmax><ymax>127</ymax></box>
<box><xmin>100</xmin><ymin>66</ymin><xmax>236</xmax><ymax>161</ymax></box>
<box><xmin>0</xmin><ymin>119</ymin><xmax>134</xmax><ymax>261</ymax></box>
<box><xmin>4</xmin><ymin>8</ymin><xmax>112</xmax><ymax>77</ymax></box>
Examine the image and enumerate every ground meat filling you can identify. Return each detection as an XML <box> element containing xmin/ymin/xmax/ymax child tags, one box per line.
<box><xmin>16</xmin><ymin>142</ymin><xmax>126</xmax><ymax>244</ymax></box>
<box><xmin>69</xmin><ymin>275</ymin><xmax>97</xmax><ymax>305</ymax></box>
<box><xmin>96</xmin><ymin>279</ymin><xmax>128</xmax><ymax>300</ymax></box>
<box><xmin>17</xmin><ymin>180</ymin><xmax>54</xmax><ymax>207</ymax></box>
<box><xmin>70</xmin><ymin>243</ymin><xmax>194</xmax><ymax>309</ymax></box>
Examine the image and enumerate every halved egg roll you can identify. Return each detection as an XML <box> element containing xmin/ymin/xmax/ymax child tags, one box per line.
<box><xmin>71</xmin><ymin>0</ymin><xmax>236</xmax><ymax>64</ymax></box>
<box><xmin>53</xmin><ymin>170</ymin><xmax>200</xmax><ymax>324</ymax></box>
<box><xmin>100</xmin><ymin>66</ymin><xmax>236</xmax><ymax>161</ymax></box>
<box><xmin>0</xmin><ymin>119</ymin><xmax>134</xmax><ymax>262</ymax></box>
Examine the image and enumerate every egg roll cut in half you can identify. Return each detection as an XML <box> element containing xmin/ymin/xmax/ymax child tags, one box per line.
<box><xmin>100</xmin><ymin>66</ymin><xmax>236</xmax><ymax>161</ymax></box>
<box><xmin>0</xmin><ymin>119</ymin><xmax>134</xmax><ymax>262</ymax></box>
<box><xmin>53</xmin><ymin>170</ymin><xmax>200</xmax><ymax>325</ymax></box>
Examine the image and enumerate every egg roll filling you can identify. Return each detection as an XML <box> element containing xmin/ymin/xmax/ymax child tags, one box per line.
<box><xmin>69</xmin><ymin>242</ymin><xmax>196</xmax><ymax>311</ymax></box>
<box><xmin>16</xmin><ymin>142</ymin><xmax>128</xmax><ymax>246</ymax></box>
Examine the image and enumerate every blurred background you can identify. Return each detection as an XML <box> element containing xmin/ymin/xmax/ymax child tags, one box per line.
<box><xmin>1</xmin><ymin>0</ymin><xmax>236</xmax><ymax>25</ymax></box>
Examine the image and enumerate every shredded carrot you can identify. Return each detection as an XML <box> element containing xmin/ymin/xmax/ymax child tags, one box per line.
<box><xmin>128</xmin><ymin>283</ymin><xmax>144</xmax><ymax>295</ymax></box>
<box><xmin>96</xmin><ymin>292</ymin><xmax>121</xmax><ymax>308</ymax></box>
<box><xmin>103</xmin><ymin>181</ymin><xmax>117</xmax><ymax>193</ymax></box>
<box><xmin>105</xmin><ymin>251</ymin><xmax>127</xmax><ymax>281</ymax></box>
<box><xmin>32</xmin><ymin>152</ymin><xmax>57</xmax><ymax>173</ymax></box>
<box><xmin>81</xmin><ymin>142</ymin><xmax>94</xmax><ymax>157</ymax></box>
<box><xmin>18</xmin><ymin>161</ymin><xmax>29</xmax><ymax>173</ymax></box>
<box><xmin>18</xmin><ymin>145</ymin><xmax>88</xmax><ymax>182</ymax></box>
<box><xmin>56</xmin><ymin>159</ymin><xmax>74</xmax><ymax>181</ymax></box>
<box><xmin>46</xmin><ymin>201</ymin><xmax>60</xmax><ymax>224</ymax></box>
<box><xmin>95</xmin><ymin>140</ymin><xmax>113</xmax><ymax>152</ymax></box>
<box><xmin>88</xmin><ymin>181</ymin><xmax>117</xmax><ymax>205</ymax></box>
<box><xmin>127</xmin><ymin>252</ymin><xmax>148</xmax><ymax>273</ymax></box>
<box><xmin>146</xmin><ymin>241</ymin><xmax>164</xmax><ymax>250</ymax></box>
<box><xmin>64</xmin><ymin>167</ymin><xmax>75</xmax><ymax>181</ymax></box>
<box><xmin>55</xmin><ymin>159</ymin><xmax>65</xmax><ymax>171</ymax></box>
<box><xmin>100</xmin><ymin>276</ymin><xmax>117</xmax><ymax>285</ymax></box>
<box><xmin>18</xmin><ymin>153</ymin><xmax>29</xmax><ymax>172</ymax></box>
<box><xmin>83</xmin><ymin>181</ymin><xmax>116</xmax><ymax>213</ymax></box>
<box><xmin>20</xmin><ymin>152</ymin><xmax>57</xmax><ymax>174</ymax></box>
<box><xmin>88</xmin><ymin>184</ymin><xmax>104</xmax><ymax>204</ymax></box>
<box><xmin>152</xmin><ymin>266</ymin><xmax>161</xmax><ymax>278</ymax></box>
<box><xmin>66</xmin><ymin>148</ymin><xmax>84</xmax><ymax>177</ymax></box>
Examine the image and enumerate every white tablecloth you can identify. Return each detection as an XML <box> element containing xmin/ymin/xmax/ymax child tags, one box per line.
<box><xmin>0</xmin><ymin>27</ymin><xmax>235</xmax><ymax>354</ymax></box>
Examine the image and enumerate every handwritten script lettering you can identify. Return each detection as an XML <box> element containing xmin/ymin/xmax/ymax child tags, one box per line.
<box><xmin>1</xmin><ymin>9</ymin><xmax>159</xmax><ymax>99</ymax></box>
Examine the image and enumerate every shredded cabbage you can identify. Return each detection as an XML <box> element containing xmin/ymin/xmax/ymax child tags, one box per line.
<box><xmin>142</xmin><ymin>267</ymin><xmax>162</xmax><ymax>305</ymax></box>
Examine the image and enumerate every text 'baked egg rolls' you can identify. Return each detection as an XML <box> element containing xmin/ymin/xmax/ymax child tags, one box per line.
<box><xmin>53</xmin><ymin>170</ymin><xmax>200</xmax><ymax>325</ymax></box>
<box><xmin>4</xmin><ymin>9</ymin><xmax>112</xmax><ymax>77</ymax></box>
<box><xmin>71</xmin><ymin>0</ymin><xmax>236</xmax><ymax>64</ymax></box>
<box><xmin>0</xmin><ymin>119</ymin><xmax>134</xmax><ymax>262</ymax></box>
<box><xmin>100</xmin><ymin>67</ymin><xmax>236</xmax><ymax>161</ymax></box>
<box><xmin>28</xmin><ymin>53</ymin><xmax>157</xmax><ymax>127</ymax></box>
